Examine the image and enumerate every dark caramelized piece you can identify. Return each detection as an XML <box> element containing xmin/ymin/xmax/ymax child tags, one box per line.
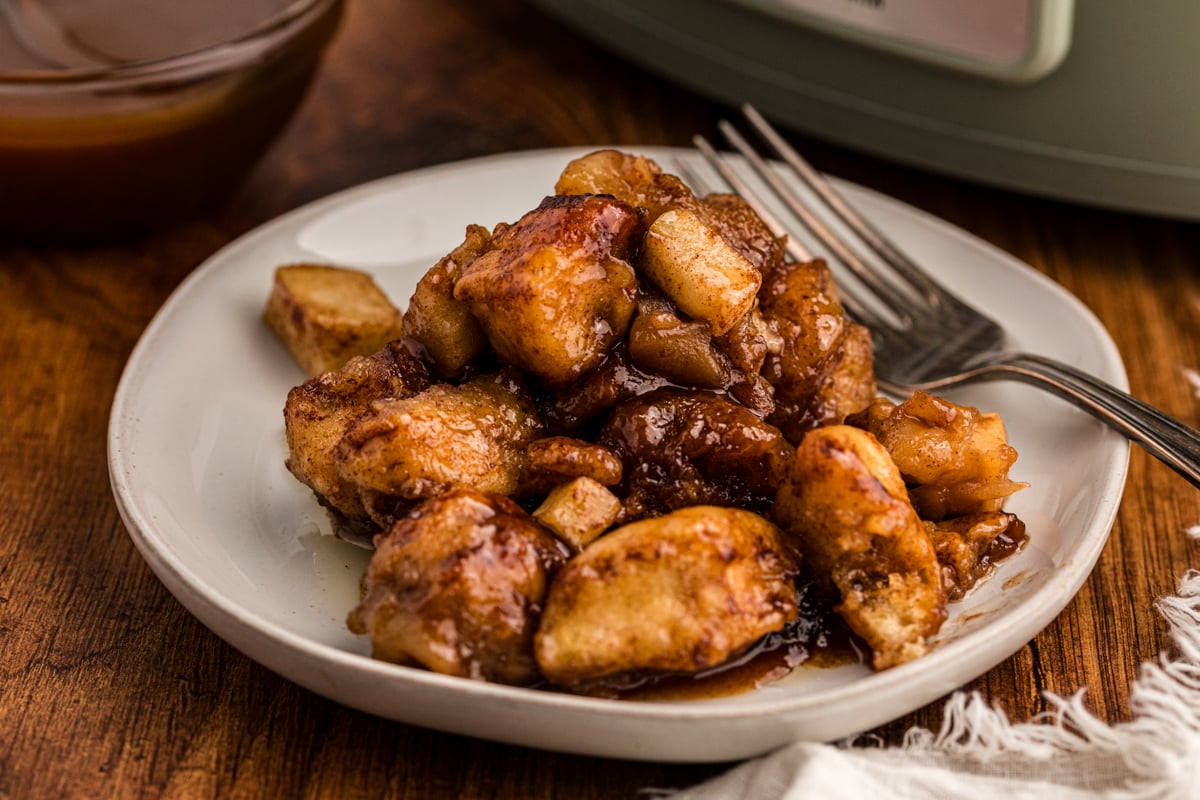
<box><xmin>759</xmin><ymin>257</ymin><xmax>875</xmax><ymax>442</ymax></box>
<box><xmin>402</xmin><ymin>224</ymin><xmax>492</xmax><ymax>380</ymax></box>
<box><xmin>598</xmin><ymin>388</ymin><xmax>793</xmax><ymax>520</ymax></box>
<box><xmin>521</xmin><ymin>436</ymin><xmax>623</xmax><ymax>495</ymax></box>
<box><xmin>546</xmin><ymin>345</ymin><xmax>670</xmax><ymax>432</ymax></box>
<box><xmin>928</xmin><ymin>512</ymin><xmax>1027</xmax><ymax>600</ymax></box>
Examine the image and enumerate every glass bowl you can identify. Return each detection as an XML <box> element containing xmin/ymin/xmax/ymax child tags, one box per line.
<box><xmin>0</xmin><ymin>0</ymin><xmax>343</xmax><ymax>240</ymax></box>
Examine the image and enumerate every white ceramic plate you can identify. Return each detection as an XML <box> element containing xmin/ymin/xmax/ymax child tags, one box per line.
<box><xmin>108</xmin><ymin>148</ymin><xmax>1129</xmax><ymax>762</ymax></box>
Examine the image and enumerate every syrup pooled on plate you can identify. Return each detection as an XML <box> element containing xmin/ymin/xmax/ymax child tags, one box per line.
<box><xmin>615</xmin><ymin>582</ymin><xmax>865</xmax><ymax>702</ymax></box>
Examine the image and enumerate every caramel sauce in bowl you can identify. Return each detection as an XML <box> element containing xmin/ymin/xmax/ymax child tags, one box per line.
<box><xmin>0</xmin><ymin>0</ymin><xmax>342</xmax><ymax>240</ymax></box>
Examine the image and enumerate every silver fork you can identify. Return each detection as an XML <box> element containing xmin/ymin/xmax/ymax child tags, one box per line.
<box><xmin>694</xmin><ymin>104</ymin><xmax>1200</xmax><ymax>490</ymax></box>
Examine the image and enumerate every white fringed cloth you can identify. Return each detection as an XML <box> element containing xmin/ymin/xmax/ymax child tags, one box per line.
<box><xmin>654</xmin><ymin>566</ymin><xmax>1200</xmax><ymax>799</ymax></box>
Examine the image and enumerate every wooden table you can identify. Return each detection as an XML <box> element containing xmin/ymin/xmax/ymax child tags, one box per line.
<box><xmin>4</xmin><ymin>0</ymin><xmax>1199</xmax><ymax>796</ymax></box>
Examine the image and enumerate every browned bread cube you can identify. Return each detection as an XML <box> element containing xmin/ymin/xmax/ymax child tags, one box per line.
<box><xmin>264</xmin><ymin>264</ymin><xmax>405</xmax><ymax>376</ymax></box>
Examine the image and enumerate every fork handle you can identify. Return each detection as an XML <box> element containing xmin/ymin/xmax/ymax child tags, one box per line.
<box><xmin>983</xmin><ymin>353</ymin><xmax>1200</xmax><ymax>489</ymax></box>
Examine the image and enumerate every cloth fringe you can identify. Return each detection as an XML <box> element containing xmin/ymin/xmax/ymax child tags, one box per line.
<box><xmin>653</xmin><ymin>570</ymin><xmax>1200</xmax><ymax>799</ymax></box>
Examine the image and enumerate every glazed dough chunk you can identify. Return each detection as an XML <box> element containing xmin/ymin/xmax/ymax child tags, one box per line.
<box><xmin>774</xmin><ymin>425</ymin><xmax>946</xmax><ymax>670</ymax></box>
<box><xmin>402</xmin><ymin>224</ymin><xmax>491</xmax><ymax>379</ymax></box>
<box><xmin>535</xmin><ymin>506</ymin><xmax>799</xmax><ymax>689</ymax></box>
<box><xmin>759</xmin><ymin>258</ymin><xmax>875</xmax><ymax>442</ymax></box>
<box><xmin>347</xmin><ymin>489</ymin><xmax>570</xmax><ymax>685</ymax></box>
<box><xmin>850</xmin><ymin>391</ymin><xmax>1027</xmax><ymax>521</ymax></box>
<box><xmin>336</xmin><ymin>370</ymin><xmax>543</xmax><ymax>501</ymax></box>
<box><xmin>555</xmin><ymin>149</ymin><xmax>696</xmax><ymax>224</ymax></box>
<box><xmin>453</xmin><ymin>194</ymin><xmax>640</xmax><ymax>387</ymax></box>
<box><xmin>283</xmin><ymin>340</ymin><xmax>431</xmax><ymax>520</ymax></box>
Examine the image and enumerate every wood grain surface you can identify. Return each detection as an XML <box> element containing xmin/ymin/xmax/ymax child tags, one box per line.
<box><xmin>3</xmin><ymin>0</ymin><xmax>1199</xmax><ymax>797</ymax></box>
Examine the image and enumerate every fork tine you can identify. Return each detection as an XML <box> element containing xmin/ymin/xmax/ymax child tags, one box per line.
<box><xmin>714</xmin><ymin>119</ymin><xmax>919</xmax><ymax>330</ymax></box>
<box><xmin>689</xmin><ymin>135</ymin><xmax>814</xmax><ymax>263</ymax></box>
<box><xmin>692</xmin><ymin>134</ymin><xmax>884</xmax><ymax>330</ymax></box>
<box><xmin>738</xmin><ymin>104</ymin><xmax>949</xmax><ymax>312</ymax></box>
<box><xmin>671</xmin><ymin>154</ymin><xmax>813</xmax><ymax>260</ymax></box>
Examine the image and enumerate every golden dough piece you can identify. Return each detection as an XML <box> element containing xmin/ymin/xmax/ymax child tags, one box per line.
<box><xmin>535</xmin><ymin>506</ymin><xmax>799</xmax><ymax>689</ymax></box>
<box><xmin>849</xmin><ymin>391</ymin><xmax>1028</xmax><ymax>521</ymax></box>
<box><xmin>824</xmin><ymin>321</ymin><xmax>876</xmax><ymax>427</ymax></box>
<box><xmin>347</xmin><ymin>489</ymin><xmax>570</xmax><ymax>685</ymax></box>
<box><xmin>759</xmin><ymin>258</ymin><xmax>876</xmax><ymax>443</ymax></box>
<box><xmin>264</xmin><ymin>263</ymin><xmax>406</xmax><ymax>377</ymax></box>
<box><xmin>283</xmin><ymin>340</ymin><xmax>431</xmax><ymax>520</ymax></box>
<box><xmin>402</xmin><ymin>224</ymin><xmax>491</xmax><ymax>380</ymax></box>
<box><xmin>555</xmin><ymin>149</ymin><xmax>696</xmax><ymax>224</ymax></box>
<box><xmin>335</xmin><ymin>370</ymin><xmax>544</xmax><ymax>502</ymax></box>
<box><xmin>453</xmin><ymin>194</ymin><xmax>641</xmax><ymax>387</ymax></box>
<box><xmin>773</xmin><ymin>425</ymin><xmax>946</xmax><ymax>670</ymax></box>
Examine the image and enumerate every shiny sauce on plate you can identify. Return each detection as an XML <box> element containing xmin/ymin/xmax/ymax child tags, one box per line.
<box><xmin>609</xmin><ymin>583</ymin><xmax>865</xmax><ymax>701</ymax></box>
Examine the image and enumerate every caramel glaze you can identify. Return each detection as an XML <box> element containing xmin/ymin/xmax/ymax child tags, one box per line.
<box><xmin>564</xmin><ymin>580</ymin><xmax>865</xmax><ymax>702</ymax></box>
<box><xmin>979</xmin><ymin>516</ymin><xmax>1028</xmax><ymax>574</ymax></box>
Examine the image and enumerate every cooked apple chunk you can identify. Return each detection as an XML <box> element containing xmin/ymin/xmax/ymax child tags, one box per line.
<box><xmin>642</xmin><ymin>208</ymin><xmax>761</xmax><ymax>337</ymax></box>
<box><xmin>532</xmin><ymin>477</ymin><xmax>622</xmax><ymax>552</ymax></box>
<box><xmin>264</xmin><ymin>263</ymin><xmax>405</xmax><ymax>376</ymax></box>
<box><xmin>849</xmin><ymin>392</ymin><xmax>1028</xmax><ymax>521</ymax></box>
<box><xmin>627</xmin><ymin>293</ymin><xmax>732</xmax><ymax>390</ymax></box>
<box><xmin>535</xmin><ymin>506</ymin><xmax>799</xmax><ymax>689</ymax></box>
<box><xmin>774</xmin><ymin>425</ymin><xmax>946</xmax><ymax>670</ymax></box>
<box><xmin>347</xmin><ymin>489</ymin><xmax>570</xmax><ymax>685</ymax></box>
